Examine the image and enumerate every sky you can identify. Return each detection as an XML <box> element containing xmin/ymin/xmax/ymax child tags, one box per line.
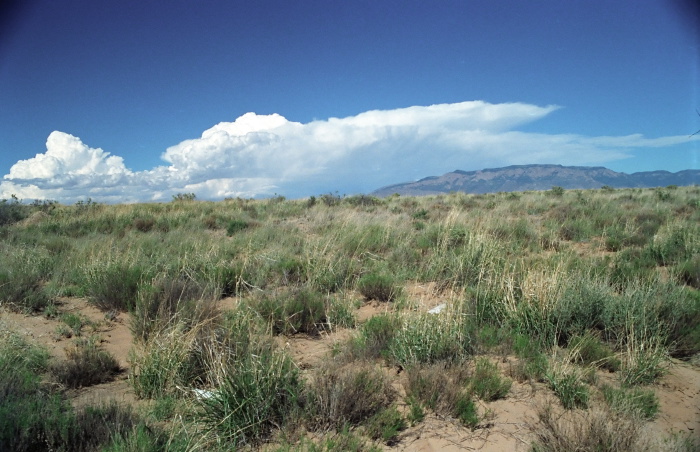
<box><xmin>0</xmin><ymin>0</ymin><xmax>698</xmax><ymax>203</ymax></box>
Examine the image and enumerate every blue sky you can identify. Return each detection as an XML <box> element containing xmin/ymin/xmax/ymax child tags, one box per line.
<box><xmin>1</xmin><ymin>0</ymin><xmax>698</xmax><ymax>202</ymax></box>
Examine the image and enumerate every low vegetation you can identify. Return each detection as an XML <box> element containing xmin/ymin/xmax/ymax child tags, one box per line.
<box><xmin>0</xmin><ymin>185</ymin><xmax>698</xmax><ymax>450</ymax></box>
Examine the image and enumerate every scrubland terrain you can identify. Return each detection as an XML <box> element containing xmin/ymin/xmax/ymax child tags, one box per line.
<box><xmin>1</xmin><ymin>186</ymin><xmax>699</xmax><ymax>451</ymax></box>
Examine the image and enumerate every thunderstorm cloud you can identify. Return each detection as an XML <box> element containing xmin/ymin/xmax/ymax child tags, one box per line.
<box><xmin>1</xmin><ymin>100</ymin><xmax>693</xmax><ymax>203</ymax></box>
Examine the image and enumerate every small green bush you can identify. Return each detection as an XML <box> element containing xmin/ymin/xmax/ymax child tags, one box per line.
<box><xmin>364</xmin><ymin>405</ymin><xmax>407</xmax><ymax>444</ymax></box>
<box><xmin>388</xmin><ymin>313</ymin><xmax>471</xmax><ymax>367</ymax></box>
<box><xmin>252</xmin><ymin>288</ymin><xmax>327</xmax><ymax>336</ymax></box>
<box><xmin>347</xmin><ymin>313</ymin><xmax>399</xmax><ymax>360</ymax></box>
<box><xmin>568</xmin><ymin>333</ymin><xmax>620</xmax><ymax>372</ymax></box>
<box><xmin>677</xmin><ymin>255</ymin><xmax>700</xmax><ymax>289</ymax></box>
<box><xmin>454</xmin><ymin>393</ymin><xmax>479</xmax><ymax>429</ymax></box>
<box><xmin>226</xmin><ymin>218</ymin><xmax>250</xmax><ymax>236</ymax></box>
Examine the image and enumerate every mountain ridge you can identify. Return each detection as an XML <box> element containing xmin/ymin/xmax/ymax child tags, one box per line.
<box><xmin>371</xmin><ymin>164</ymin><xmax>700</xmax><ymax>197</ymax></box>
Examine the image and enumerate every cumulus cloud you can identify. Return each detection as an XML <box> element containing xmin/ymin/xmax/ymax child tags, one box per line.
<box><xmin>1</xmin><ymin>100</ymin><xmax>697</xmax><ymax>203</ymax></box>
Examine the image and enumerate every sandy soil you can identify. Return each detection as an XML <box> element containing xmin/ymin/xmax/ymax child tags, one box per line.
<box><xmin>2</xmin><ymin>293</ymin><xmax>699</xmax><ymax>450</ymax></box>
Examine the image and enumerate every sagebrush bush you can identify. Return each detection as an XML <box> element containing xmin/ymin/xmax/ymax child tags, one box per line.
<box><xmin>305</xmin><ymin>361</ymin><xmax>395</xmax><ymax>429</ymax></box>
<box><xmin>529</xmin><ymin>403</ymin><xmax>650</xmax><ymax>452</ymax></box>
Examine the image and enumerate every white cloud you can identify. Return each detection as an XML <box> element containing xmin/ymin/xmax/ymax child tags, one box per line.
<box><xmin>1</xmin><ymin>100</ymin><xmax>696</xmax><ymax>203</ymax></box>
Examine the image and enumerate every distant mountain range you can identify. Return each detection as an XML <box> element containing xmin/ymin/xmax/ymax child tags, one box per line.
<box><xmin>371</xmin><ymin>164</ymin><xmax>700</xmax><ymax>197</ymax></box>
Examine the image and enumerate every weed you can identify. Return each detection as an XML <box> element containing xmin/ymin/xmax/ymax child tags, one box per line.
<box><xmin>251</xmin><ymin>288</ymin><xmax>328</xmax><ymax>335</ymax></box>
<box><xmin>567</xmin><ymin>333</ymin><xmax>620</xmax><ymax>372</ymax></box>
<box><xmin>388</xmin><ymin>312</ymin><xmax>471</xmax><ymax>367</ymax></box>
<box><xmin>85</xmin><ymin>262</ymin><xmax>146</xmax><ymax>312</ymax></box>
<box><xmin>405</xmin><ymin>396</ymin><xmax>425</xmax><ymax>425</ymax></box>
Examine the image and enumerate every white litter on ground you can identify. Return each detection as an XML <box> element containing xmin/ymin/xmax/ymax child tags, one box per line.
<box><xmin>428</xmin><ymin>303</ymin><xmax>446</xmax><ymax>314</ymax></box>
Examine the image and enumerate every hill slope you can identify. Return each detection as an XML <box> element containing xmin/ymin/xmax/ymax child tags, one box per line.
<box><xmin>371</xmin><ymin>164</ymin><xmax>700</xmax><ymax>196</ymax></box>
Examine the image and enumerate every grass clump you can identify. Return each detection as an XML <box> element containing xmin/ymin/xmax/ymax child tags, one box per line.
<box><xmin>0</xmin><ymin>244</ymin><xmax>53</xmax><ymax>313</ymax></box>
<box><xmin>388</xmin><ymin>311</ymin><xmax>471</xmax><ymax>367</ymax></box>
<box><xmin>601</xmin><ymin>385</ymin><xmax>659</xmax><ymax>420</ymax></box>
<box><xmin>567</xmin><ymin>333</ymin><xmax>620</xmax><ymax>372</ymax></box>
<box><xmin>251</xmin><ymin>288</ymin><xmax>328</xmax><ymax>335</ymax></box>
<box><xmin>545</xmin><ymin>365</ymin><xmax>589</xmax><ymax>410</ymax></box>
<box><xmin>85</xmin><ymin>262</ymin><xmax>146</xmax><ymax>312</ymax></box>
<box><xmin>200</xmin><ymin>348</ymin><xmax>302</xmax><ymax>447</ymax></box>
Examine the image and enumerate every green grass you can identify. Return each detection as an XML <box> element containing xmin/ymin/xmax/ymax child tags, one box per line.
<box><xmin>2</xmin><ymin>186</ymin><xmax>699</xmax><ymax>448</ymax></box>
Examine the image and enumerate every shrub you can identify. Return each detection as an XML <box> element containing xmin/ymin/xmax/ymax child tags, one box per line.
<box><xmin>619</xmin><ymin>335</ymin><xmax>667</xmax><ymax>387</ymax></box>
<box><xmin>70</xmin><ymin>401</ymin><xmax>143</xmax><ymax>452</ymax></box>
<box><xmin>404</xmin><ymin>362</ymin><xmax>470</xmax><ymax>415</ymax></box>
<box><xmin>0</xmin><ymin>329</ymin><xmax>74</xmax><ymax>451</ymax></box>
<box><xmin>345</xmin><ymin>313</ymin><xmax>399</xmax><ymax>360</ymax></box>
<box><xmin>677</xmin><ymin>255</ymin><xmax>700</xmax><ymax>289</ymax></box>
<box><xmin>50</xmin><ymin>338</ymin><xmax>121</xmax><ymax>388</ymax></box>
<box><xmin>226</xmin><ymin>219</ymin><xmax>250</xmax><ymax>236</ymax></box>
<box><xmin>0</xmin><ymin>245</ymin><xmax>52</xmax><ymax>313</ymax></box>
<box><xmin>130</xmin><ymin>274</ymin><xmax>219</xmax><ymax>343</ymax></box>
<box><xmin>388</xmin><ymin>312</ymin><xmax>472</xmax><ymax>367</ymax></box>
<box><xmin>357</xmin><ymin>272</ymin><xmax>401</xmax><ymax>302</ymax></box>
<box><xmin>469</xmin><ymin>358</ymin><xmax>511</xmax><ymax>401</ymax></box>
<box><xmin>549</xmin><ymin>186</ymin><xmax>565</xmax><ymax>197</ymax></box>
<box><xmin>529</xmin><ymin>403</ymin><xmax>650</xmax><ymax>452</ymax></box>
<box><xmin>305</xmin><ymin>361</ymin><xmax>395</xmax><ymax>429</ymax></box>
